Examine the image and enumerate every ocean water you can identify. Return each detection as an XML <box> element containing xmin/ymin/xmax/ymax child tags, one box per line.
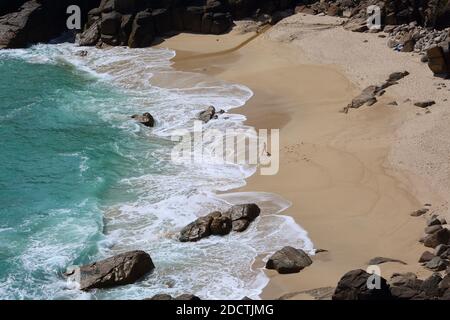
<box><xmin>0</xmin><ymin>43</ymin><xmax>313</xmax><ymax>300</ymax></box>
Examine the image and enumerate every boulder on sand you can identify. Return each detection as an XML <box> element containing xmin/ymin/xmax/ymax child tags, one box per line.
<box><xmin>66</xmin><ymin>250</ymin><xmax>154</xmax><ymax>290</ymax></box>
<box><xmin>423</xmin><ymin>228</ymin><xmax>450</xmax><ymax>248</ymax></box>
<box><xmin>332</xmin><ymin>269</ymin><xmax>392</xmax><ymax>300</ymax></box>
<box><xmin>266</xmin><ymin>246</ymin><xmax>313</xmax><ymax>274</ymax></box>
<box><xmin>225</xmin><ymin>203</ymin><xmax>261</xmax><ymax>232</ymax></box>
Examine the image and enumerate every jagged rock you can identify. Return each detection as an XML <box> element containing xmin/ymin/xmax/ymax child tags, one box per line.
<box><xmin>132</xmin><ymin>113</ymin><xmax>155</xmax><ymax>127</ymax></box>
<box><xmin>419</xmin><ymin>251</ymin><xmax>436</xmax><ymax>263</ymax></box>
<box><xmin>368</xmin><ymin>257</ymin><xmax>407</xmax><ymax>265</ymax></box>
<box><xmin>179</xmin><ymin>204</ymin><xmax>260</xmax><ymax>241</ymax></box>
<box><xmin>390</xmin><ymin>286</ymin><xmax>421</xmax><ymax>300</ymax></box>
<box><xmin>209</xmin><ymin>212</ymin><xmax>232</xmax><ymax>235</ymax></box>
<box><xmin>198</xmin><ymin>106</ymin><xmax>216</xmax><ymax>123</ymax></box>
<box><xmin>128</xmin><ymin>10</ymin><xmax>155</xmax><ymax>48</ymax></box>
<box><xmin>147</xmin><ymin>294</ymin><xmax>201</xmax><ymax>300</ymax></box>
<box><xmin>425</xmin><ymin>257</ymin><xmax>449</xmax><ymax>271</ymax></box>
<box><xmin>420</xmin><ymin>273</ymin><xmax>442</xmax><ymax>297</ymax></box>
<box><xmin>439</xmin><ymin>275</ymin><xmax>450</xmax><ymax>291</ymax></box>
<box><xmin>347</xmin><ymin>85</ymin><xmax>378</xmax><ymax>109</ymax></box>
<box><xmin>389</xmin><ymin>273</ymin><xmax>421</xmax><ymax>288</ymax></box>
<box><xmin>226</xmin><ymin>203</ymin><xmax>261</xmax><ymax>233</ymax></box>
<box><xmin>423</xmin><ymin>228</ymin><xmax>450</xmax><ymax>248</ymax></box>
<box><xmin>79</xmin><ymin>20</ymin><xmax>101</xmax><ymax>47</ymax></box>
<box><xmin>66</xmin><ymin>250</ymin><xmax>154</xmax><ymax>290</ymax></box>
<box><xmin>179</xmin><ymin>215</ymin><xmax>214</xmax><ymax>242</ymax></box>
<box><xmin>425</xmin><ymin>225</ymin><xmax>443</xmax><ymax>234</ymax></box>
<box><xmin>266</xmin><ymin>246</ymin><xmax>313</xmax><ymax>274</ymax></box>
<box><xmin>414</xmin><ymin>100</ymin><xmax>436</xmax><ymax>108</ymax></box>
<box><xmin>332</xmin><ymin>269</ymin><xmax>392</xmax><ymax>300</ymax></box>
<box><xmin>388</xmin><ymin>71</ymin><xmax>410</xmax><ymax>82</ymax></box>
<box><xmin>435</xmin><ymin>244</ymin><xmax>450</xmax><ymax>257</ymax></box>
<box><xmin>427</xmin><ymin>217</ymin><xmax>442</xmax><ymax>227</ymax></box>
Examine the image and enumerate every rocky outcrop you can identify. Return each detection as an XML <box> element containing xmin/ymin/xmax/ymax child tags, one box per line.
<box><xmin>344</xmin><ymin>71</ymin><xmax>409</xmax><ymax>112</ymax></box>
<box><xmin>179</xmin><ymin>204</ymin><xmax>260</xmax><ymax>242</ymax></box>
<box><xmin>265</xmin><ymin>246</ymin><xmax>313</xmax><ymax>274</ymax></box>
<box><xmin>132</xmin><ymin>112</ymin><xmax>155</xmax><ymax>127</ymax></box>
<box><xmin>0</xmin><ymin>0</ymin><xmax>100</xmax><ymax>49</ymax></box>
<box><xmin>66</xmin><ymin>250</ymin><xmax>155</xmax><ymax>290</ymax></box>
<box><xmin>332</xmin><ymin>269</ymin><xmax>392</xmax><ymax>300</ymax></box>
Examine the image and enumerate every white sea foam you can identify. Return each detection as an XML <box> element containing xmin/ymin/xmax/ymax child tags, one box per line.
<box><xmin>1</xmin><ymin>43</ymin><xmax>314</xmax><ymax>300</ymax></box>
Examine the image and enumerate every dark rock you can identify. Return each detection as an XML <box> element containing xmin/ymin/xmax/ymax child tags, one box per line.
<box><xmin>183</xmin><ymin>6</ymin><xmax>203</xmax><ymax>33</ymax></box>
<box><xmin>427</xmin><ymin>46</ymin><xmax>449</xmax><ymax>75</ymax></box>
<box><xmin>390</xmin><ymin>286</ymin><xmax>421</xmax><ymax>300</ymax></box>
<box><xmin>427</xmin><ymin>217</ymin><xmax>442</xmax><ymax>227</ymax></box>
<box><xmin>152</xmin><ymin>8</ymin><xmax>172</xmax><ymax>35</ymax></box>
<box><xmin>211</xmin><ymin>13</ymin><xmax>232</xmax><ymax>34</ymax></box>
<box><xmin>128</xmin><ymin>10</ymin><xmax>155</xmax><ymax>48</ymax></box>
<box><xmin>101</xmin><ymin>11</ymin><xmax>122</xmax><ymax>36</ymax></box>
<box><xmin>266</xmin><ymin>246</ymin><xmax>312</xmax><ymax>274</ymax></box>
<box><xmin>389</xmin><ymin>272</ymin><xmax>422</xmax><ymax>288</ymax></box>
<box><xmin>419</xmin><ymin>251</ymin><xmax>435</xmax><ymax>263</ymax></box>
<box><xmin>67</xmin><ymin>250</ymin><xmax>154</xmax><ymax>290</ymax></box>
<box><xmin>198</xmin><ymin>106</ymin><xmax>216</xmax><ymax>123</ymax></box>
<box><xmin>439</xmin><ymin>275</ymin><xmax>450</xmax><ymax>291</ymax></box>
<box><xmin>231</xmin><ymin>219</ymin><xmax>251</xmax><ymax>232</ymax></box>
<box><xmin>179</xmin><ymin>215</ymin><xmax>213</xmax><ymax>242</ymax></box>
<box><xmin>435</xmin><ymin>244</ymin><xmax>450</xmax><ymax>257</ymax></box>
<box><xmin>332</xmin><ymin>269</ymin><xmax>392</xmax><ymax>300</ymax></box>
<box><xmin>148</xmin><ymin>294</ymin><xmax>174</xmax><ymax>300</ymax></box>
<box><xmin>425</xmin><ymin>225</ymin><xmax>443</xmax><ymax>234</ymax></box>
<box><xmin>226</xmin><ymin>203</ymin><xmax>261</xmax><ymax>222</ymax></box>
<box><xmin>132</xmin><ymin>113</ymin><xmax>155</xmax><ymax>127</ymax></box>
<box><xmin>368</xmin><ymin>257</ymin><xmax>407</xmax><ymax>265</ymax></box>
<box><xmin>425</xmin><ymin>257</ymin><xmax>449</xmax><ymax>271</ymax></box>
<box><xmin>209</xmin><ymin>213</ymin><xmax>232</xmax><ymax>235</ymax></box>
<box><xmin>388</xmin><ymin>71</ymin><xmax>410</xmax><ymax>82</ymax></box>
<box><xmin>411</xmin><ymin>208</ymin><xmax>429</xmax><ymax>217</ymax></box>
<box><xmin>414</xmin><ymin>100</ymin><xmax>436</xmax><ymax>108</ymax></box>
<box><xmin>423</xmin><ymin>228</ymin><xmax>450</xmax><ymax>248</ymax></box>
<box><xmin>176</xmin><ymin>294</ymin><xmax>201</xmax><ymax>300</ymax></box>
<box><xmin>420</xmin><ymin>273</ymin><xmax>442</xmax><ymax>298</ymax></box>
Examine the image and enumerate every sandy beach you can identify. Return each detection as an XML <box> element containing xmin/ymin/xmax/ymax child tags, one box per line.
<box><xmin>158</xmin><ymin>13</ymin><xmax>450</xmax><ymax>299</ymax></box>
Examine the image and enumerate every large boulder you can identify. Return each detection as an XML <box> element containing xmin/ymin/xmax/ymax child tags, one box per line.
<box><xmin>179</xmin><ymin>214</ymin><xmax>214</xmax><ymax>242</ymax></box>
<box><xmin>66</xmin><ymin>250</ymin><xmax>154</xmax><ymax>290</ymax></box>
<box><xmin>128</xmin><ymin>9</ymin><xmax>155</xmax><ymax>48</ymax></box>
<box><xmin>427</xmin><ymin>45</ymin><xmax>450</xmax><ymax>75</ymax></box>
<box><xmin>265</xmin><ymin>246</ymin><xmax>313</xmax><ymax>274</ymax></box>
<box><xmin>332</xmin><ymin>269</ymin><xmax>392</xmax><ymax>300</ymax></box>
<box><xmin>423</xmin><ymin>228</ymin><xmax>450</xmax><ymax>248</ymax></box>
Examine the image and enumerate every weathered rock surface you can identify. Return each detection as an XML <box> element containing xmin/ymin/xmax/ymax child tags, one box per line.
<box><xmin>66</xmin><ymin>250</ymin><xmax>154</xmax><ymax>290</ymax></box>
<box><xmin>368</xmin><ymin>257</ymin><xmax>407</xmax><ymax>265</ymax></box>
<box><xmin>332</xmin><ymin>269</ymin><xmax>392</xmax><ymax>300</ymax></box>
<box><xmin>419</xmin><ymin>251</ymin><xmax>436</xmax><ymax>263</ymax></box>
<box><xmin>266</xmin><ymin>246</ymin><xmax>313</xmax><ymax>274</ymax></box>
<box><xmin>179</xmin><ymin>204</ymin><xmax>260</xmax><ymax>242</ymax></box>
<box><xmin>423</xmin><ymin>228</ymin><xmax>450</xmax><ymax>248</ymax></box>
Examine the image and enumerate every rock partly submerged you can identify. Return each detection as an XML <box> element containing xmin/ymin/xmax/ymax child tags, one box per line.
<box><xmin>179</xmin><ymin>204</ymin><xmax>260</xmax><ymax>242</ymax></box>
<box><xmin>65</xmin><ymin>250</ymin><xmax>154</xmax><ymax>291</ymax></box>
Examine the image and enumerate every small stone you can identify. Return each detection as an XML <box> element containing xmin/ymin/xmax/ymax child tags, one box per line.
<box><xmin>414</xmin><ymin>100</ymin><xmax>436</xmax><ymax>108</ymax></box>
<box><xmin>411</xmin><ymin>208</ymin><xmax>429</xmax><ymax>217</ymax></box>
<box><xmin>419</xmin><ymin>251</ymin><xmax>435</xmax><ymax>263</ymax></box>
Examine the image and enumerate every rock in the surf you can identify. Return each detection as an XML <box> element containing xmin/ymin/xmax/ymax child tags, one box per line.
<box><xmin>147</xmin><ymin>293</ymin><xmax>201</xmax><ymax>300</ymax></box>
<box><xmin>198</xmin><ymin>106</ymin><xmax>216</xmax><ymax>123</ymax></box>
<box><xmin>266</xmin><ymin>246</ymin><xmax>313</xmax><ymax>274</ymax></box>
<box><xmin>225</xmin><ymin>203</ymin><xmax>261</xmax><ymax>232</ymax></box>
<box><xmin>66</xmin><ymin>250</ymin><xmax>154</xmax><ymax>290</ymax></box>
<box><xmin>132</xmin><ymin>112</ymin><xmax>155</xmax><ymax>127</ymax></box>
<box><xmin>179</xmin><ymin>204</ymin><xmax>261</xmax><ymax>241</ymax></box>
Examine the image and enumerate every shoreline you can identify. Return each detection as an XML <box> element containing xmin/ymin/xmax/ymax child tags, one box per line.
<box><xmin>161</xmin><ymin>14</ymin><xmax>449</xmax><ymax>299</ymax></box>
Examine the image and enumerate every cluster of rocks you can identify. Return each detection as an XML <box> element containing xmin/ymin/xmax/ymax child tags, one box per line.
<box><xmin>0</xmin><ymin>0</ymin><xmax>304</xmax><ymax>49</ymax></box>
<box><xmin>333</xmin><ymin>268</ymin><xmax>450</xmax><ymax>300</ymax></box>
<box><xmin>386</xmin><ymin>23</ymin><xmax>449</xmax><ymax>53</ymax></box>
<box><xmin>332</xmin><ymin>206</ymin><xmax>450</xmax><ymax>300</ymax></box>
<box><xmin>179</xmin><ymin>203</ymin><xmax>260</xmax><ymax>242</ymax></box>
<box><xmin>343</xmin><ymin>70</ymin><xmax>409</xmax><ymax>112</ymax></box>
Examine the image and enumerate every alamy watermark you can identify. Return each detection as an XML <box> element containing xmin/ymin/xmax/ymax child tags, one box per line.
<box><xmin>66</xmin><ymin>5</ymin><xmax>81</xmax><ymax>30</ymax></box>
<box><xmin>367</xmin><ymin>5</ymin><xmax>382</xmax><ymax>30</ymax></box>
<box><xmin>170</xmin><ymin>121</ymin><xmax>279</xmax><ymax>176</ymax></box>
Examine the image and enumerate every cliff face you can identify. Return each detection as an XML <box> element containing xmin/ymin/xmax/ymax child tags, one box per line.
<box><xmin>0</xmin><ymin>0</ymin><xmax>448</xmax><ymax>49</ymax></box>
<box><xmin>0</xmin><ymin>0</ymin><xmax>101</xmax><ymax>49</ymax></box>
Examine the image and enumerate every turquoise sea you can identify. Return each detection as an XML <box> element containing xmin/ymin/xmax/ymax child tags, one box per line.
<box><xmin>0</xmin><ymin>44</ymin><xmax>312</xmax><ymax>300</ymax></box>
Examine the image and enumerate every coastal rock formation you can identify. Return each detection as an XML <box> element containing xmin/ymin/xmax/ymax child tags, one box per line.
<box><xmin>332</xmin><ymin>269</ymin><xmax>392</xmax><ymax>300</ymax></box>
<box><xmin>66</xmin><ymin>250</ymin><xmax>154</xmax><ymax>290</ymax></box>
<box><xmin>344</xmin><ymin>71</ymin><xmax>409</xmax><ymax>112</ymax></box>
<box><xmin>132</xmin><ymin>112</ymin><xmax>155</xmax><ymax>127</ymax></box>
<box><xmin>179</xmin><ymin>204</ymin><xmax>260</xmax><ymax>242</ymax></box>
<box><xmin>423</xmin><ymin>228</ymin><xmax>450</xmax><ymax>248</ymax></box>
<box><xmin>266</xmin><ymin>246</ymin><xmax>313</xmax><ymax>274</ymax></box>
<box><xmin>0</xmin><ymin>0</ymin><xmax>100</xmax><ymax>49</ymax></box>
